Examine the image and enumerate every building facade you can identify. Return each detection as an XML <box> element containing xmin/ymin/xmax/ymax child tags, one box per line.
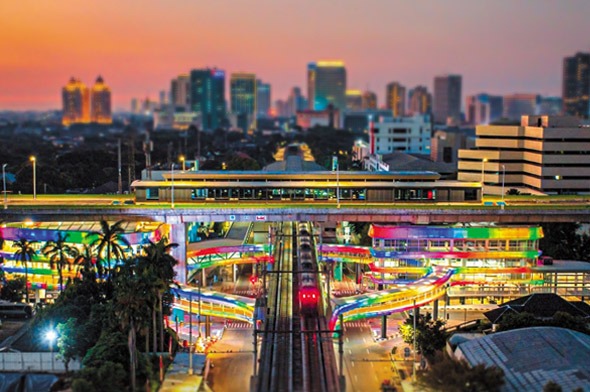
<box><xmin>433</xmin><ymin>75</ymin><xmax>462</xmax><ymax>125</ymax></box>
<box><xmin>90</xmin><ymin>76</ymin><xmax>112</xmax><ymax>124</ymax></box>
<box><xmin>408</xmin><ymin>85</ymin><xmax>432</xmax><ymax>116</ymax></box>
<box><xmin>345</xmin><ymin>90</ymin><xmax>363</xmax><ymax>110</ymax></box>
<box><xmin>503</xmin><ymin>94</ymin><xmax>537</xmax><ymax>120</ymax></box>
<box><xmin>62</xmin><ymin>77</ymin><xmax>90</xmax><ymax>126</ymax></box>
<box><xmin>256</xmin><ymin>80</ymin><xmax>271</xmax><ymax>117</ymax></box>
<box><xmin>386</xmin><ymin>82</ymin><xmax>406</xmax><ymax>117</ymax></box>
<box><xmin>307</xmin><ymin>61</ymin><xmax>347</xmax><ymax>111</ymax></box>
<box><xmin>362</xmin><ymin>91</ymin><xmax>377</xmax><ymax>109</ymax></box>
<box><xmin>373</xmin><ymin>115</ymin><xmax>432</xmax><ymax>155</ymax></box>
<box><xmin>465</xmin><ymin>94</ymin><xmax>503</xmax><ymax>125</ymax></box>
<box><xmin>190</xmin><ymin>68</ymin><xmax>226</xmax><ymax>130</ymax></box>
<box><xmin>562</xmin><ymin>52</ymin><xmax>590</xmax><ymax>118</ymax></box>
<box><xmin>171</xmin><ymin>74</ymin><xmax>190</xmax><ymax>111</ymax></box>
<box><xmin>457</xmin><ymin>115</ymin><xmax>590</xmax><ymax>194</ymax></box>
<box><xmin>230</xmin><ymin>73</ymin><xmax>257</xmax><ymax>131</ymax></box>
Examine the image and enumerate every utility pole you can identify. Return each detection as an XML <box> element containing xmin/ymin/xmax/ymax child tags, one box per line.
<box><xmin>117</xmin><ymin>139</ymin><xmax>122</xmax><ymax>194</ymax></box>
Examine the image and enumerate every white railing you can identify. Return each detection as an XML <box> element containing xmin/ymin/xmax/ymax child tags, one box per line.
<box><xmin>0</xmin><ymin>352</ymin><xmax>81</xmax><ymax>372</ymax></box>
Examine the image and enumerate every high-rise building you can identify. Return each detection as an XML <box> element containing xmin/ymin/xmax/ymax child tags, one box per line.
<box><xmin>562</xmin><ymin>52</ymin><xmax>590</xmax><ymax>118</ymax></box>
<box><xmin>90</xmin><ymin>76</ymin><xmax>112</xmax><ymax>124</ymax></box>
<box><xmin>230</xmin><ymin>73</ymin><xmax>257</xmax><ymax>131</ymax></box>
<box><xmin>386</xmin><ymin>82</ymin><xmax>406</xmax><ymax>117</ymax></box>
<box><xmin>433</xmin><ymin>74</ymin><xmax>462</xmax><ymax>124</ymax></box>
<box><xmin>373</xmin><ymin>114</ymin><xmax>432</xmax><ymax>155</ymax></box>
<box><xmin>346</xmin><ymin>90</ymin><xmax>363</xmax><ymax>110</ymax></box>
<box><xmin>257</xmin><ymin>80</ymin><xmax>271</xmax><ymax>116</ymax></box>
<box><xmin>287</xmin><ymin>87</ymin><xmax>307</xmax><ymax>117</ymax></box>
<box><xmin>190</xmin><ymin>68</ymin><xmax>226</xmax><ymax>130</ymax></box>
<box><xmin>408</xmin><ymin>86</ymin><xmax>432</xmax><ymax>115</ymax></box>
<box><xmin>62</xmin><ymin>77</ymin><xmax>90</xmax><ymax>126</ymax></box>
<box><xmin>171</xmin><ymin>74</ymin><xmax>190</xmax><ymax>111</ymax></box>
<box><xmin>503</xmin><ymin>94</ymin><xmax>537</xmax><ymax>120</ymax></box>
<box><xmin>465</xmin><ymin>93</ymin><xmax>503</xmax><ymax>125</ymax></box>
<box><xmin>537</xmin><ymin>96</ymin><xmax>562</xmax><ymax>116</ymax></box>
<box><xmin>362</xmin><ymin>91</ymin><xmax>377</xmax><ymax>109</ymax></box>
<box><xmin>307</xmin><ymin>61</ymin><xmax>347</xmax><ymax>111</ymax></box>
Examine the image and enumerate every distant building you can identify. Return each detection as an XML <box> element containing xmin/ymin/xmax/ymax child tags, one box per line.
<box><xmin>537</xmin><ymin>96</ymin><xmax>562</xmax><ymax>116</ymax></box>
<box><xmin>345</xmin><ymin>90</ymin><xmax>363</xmax><ymax>110</ymax></box>
<box><xmin>190</xmin><ymin>68</ymin><xmax>226</xmax><ymax>130</ymax></box>
<box><xmin>285</xmin><ymin>87</ymin><xmax>306</xmax><ymax>117</ymax></box>
<box><xmin>430</xmin><ymin>127</ymin><xmax>476</xmax><ymax>164</ymax></box>
<box><xmin>90</xmin><ymin>76</ymin><xmax>112</xmax><ymax>124</ymax></box>
<box><xmin>408</xmin><ymin>85</ymin><xmax>431</xmax><ymax>115</ymax></box>
<box><xmin>256</xmin><ymin>80</ymin><xmax>271</xmax><ymax>117</ymax></box>
<box><xmin>296</xmin><ymin>109</ymin><xmax>340</xmax><ymax>129</ymax></box>
<box><xmin>373</xmin><ymin>115</ymin><xmax>432</xmax><ymax>155</ymax></box>
<box><xmin>465</xmin><ymin>94</ymin><xmax>503</xmax><ymax>125</ymax></box>
<box><xmin>171</xmin><ymin>74</ymin><xmax>190</xmax><ymax>111</ymax></box>
<box><xmin>385</xmin><ymin>82</ymin><xmax>406</xmax><ymax>117</ymax></box>
<box><xmin>230</xmin><ymin>73</ymin><xmax>257</xmax><ymax>131</ymax></box>
<box><xmin>62</xmin><ymin>77</ymin><xmax>90</xmax><ymax>126</ymax></box>
<box><xmin>433</xmin><ymin>74</ymin><xmax>462</xmax><ymax>125</ymax></box>
<box><xmin>562</xmin><ymin>52</ymin><xmax>590</xmax><ymax>118</ymax></box>
<box><xmin>503</xmin><ymin>93</ymin><xmax>537</xmax><ymax>120</ymax></box>
<box><xmin>457</xmin><ymin>115</ymin><xmax>590</xmax><ymax>194</ymax></box>
<box><xmin>307</xmin><ymin>61</ymin><xmax>347</xmax><ymax>111</ymax></box>
<box><xmin>343</xmin><ymin>109</ymin><xmax>392</xmax><ymax>133</ymax></box>
<box><xmin>362</xmin><ymin>91</ymin><xmax>377</xmax><ymax>109</ymax></box>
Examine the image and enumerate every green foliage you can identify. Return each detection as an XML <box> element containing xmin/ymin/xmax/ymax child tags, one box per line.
<box><xmin>225</xmin><ymin>154</ymin><xmax>261</xmax><ymax>170</ymax></box>
<box><xmin>543</xmin><ymin>381</ymin><xmax>563</xmax><ymax>392</ymax></box>
<box><xmin>506</xmin><ymin>188</ymin><xmax>521</xmax><ymax>195</ymax></box>
<box><xmin>539</xmin><ymin>223</ymin><xmax>590</xmax><ymax>261</ymax></box>
<box><xmin>71</xmin><ymin>361</ymin><xmax>128</xmax><ymax>392</ymax></box>
<box><xmin>0</xmin><ymin>277</ymin><xmax>26</xmax><ymax>302</ymax></box>
<box><xmin>418</xmin><ymin>351</ymin><xmax>505</xmax><ymax>392</ymax></box>
<box><xmin>83</xmin><ymin>330</ymin><xmax>129</xmax><ymax>368</ymax></box>
<box><xmin>497</xmin><ymin>311</ymin><xmax>590</xmax><ymax>335</ymax></box>
<box><xmin>400</xmin><ymin>311</ymin><xmax>447</xmax><ymax>357</ymax></box>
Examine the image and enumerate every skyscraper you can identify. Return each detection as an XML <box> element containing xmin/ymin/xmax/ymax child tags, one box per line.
<box><xmin>307</xmin><ymin>61</ymin><xmax>347</xmax><ymax>111</ymax></box>
<box><xmin>362</xmin><ymin>91</ymin><xmax>377</xmax><ymax>109</ymax></box>
<box><xmin>408</xmin><ymin>86</ymin><xmax>432</xmax><ymax>115</ymax></box>
<box><xmin>256</xmin><ymin>80</ymin><xmax>271</xmax><ymax>116</ymax></box>
<box><xmin>433</xmin><ymin>74</ymin><xmax>462</xmax><ymax>124</ymax></box>
<box><xmin>171</xmin><ymin>74</ymin><xmax>190</xmax><ymax>111</ymax></box>
<box><xmin>190</xmin><ymin>68</ymin><xmax>226</xmax><ymax>130</ymax></box>
<box><xmin>90</xmin><ymin>76</ymin><xmax>112</xmax><ymax>124</ymax></box>
<box><xmin>287</xmin><ymin>87</ymin><xmax>306</xmax><ymax>117</ymax></box>
<box><xmin>503</xmin><ymin>94</ymin><xmax>537</xmax><ymax>120</ymax></box>
<box><xmin>465</xmin><ymin>93</ymin><xmax>503</xmax><ymax>125</ymax></box>
<box><xmin>562</xmin><ymin>52</ymin><xmax>590</xmax><ymax>118</ymax></box>
<box><xmin>230</xmin><ymin>73</ymin><xmax>257</xmax><ymax>131</ymax></box>
<box><xmin>62</xmin><ymin>77</ymin><xmax>90</xmax><ymax>126</ymax></box>
<box><xmin>345</xmin><ymin>90</ymin><xmax>363</xmax><ymax>110</ymax></box>
<box><xmin>386</xmin><ymin>82</ymin><xmax>406</xmax><ymax>117</ymax></box>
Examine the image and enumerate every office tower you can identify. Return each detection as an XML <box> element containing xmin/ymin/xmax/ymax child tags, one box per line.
<box><xmin>385</xmin><ymin>82</ymin><xmax>406</xmax><ymax>117</ymax></box>
<box><xmin>190</xmin><ymin>68</ymin><xmax>226</xmax><ymax>130</ymax></box>
<box><xmin>408</xmin><ymin>86</ymin><xmax>432</xmax><ymax>115</ymax></box>
<box><xmin>346</xmin><ymin>90</ymin><xmax>363</xmax><ymax>110</ymax></box>
<box><xmin>230</xmin><ymin>73</ymin><xmax>257</xmax><ymax>131</ymax></box>
<box><xmin>373</xmin><ymin>114</ymin><xmax>432</xmax><ymax>154</ymax></box>
<box><xmin>503</xmin><ymin>94</ymin><xmax>537</xmax><ymax>120</ymax></box>
<box><xmin>433</xmin><ymin>74</ymin><xmax>462</xmax><ymax>124</ymax></box>
<box><xmin>257</xmin><ymin>80</ymin><xmax>271</xmax><ymax>116</ymax></box>
<box><xmin>90</xmin><ymin>76</ymin><xmax>112</xmax><ymax>124</ymax></box>
<box><xmin>131</xmin><ymin>98</ymin><xmax>139</xmax><ymax>114</ymax></box>
<box><xmin>537</xmin><ymin>96</ymin><xmax>562</xmax><ymax>115</ymax></box>
<box><xmin>171</xmin><ymin>74</ymin><xmax>190</xmax><ymax>111</ymax></box>
<box><xmin>362</xmin><ymin>91</ymin><xmax>377</xmax><ymax>109</ymax></box>
<box><xmin>307</xmin><ymin>61</ymin><xmax>347</xmax><ymax>110</ymax></box>
<box><xmin>287</xmin><ymin>87</ymin><xmax>306</xmax><ymax>116</ymax></box>
<box><xmin>465</xmin><ymin>94</ymin><xmax>503</xmax><ymax>125</ymax></box>
<box><xmin>562</xmin><ymin>52</ymin><xmax>590</xmax><ymax>118</ymax></box>
<box><xmin>458</xmin><ymin>115</ymin><xmax>590</xmax><ymax>194</ymax></box>
<box><xmin>274</xmin><ymin>99</ymin><xmax>289</xmax><ymax>117</ymax></box>
<box><xmin>62</xmin><ymin>77</ymin><xmax>90</xmax><ymax>126</ymax></box>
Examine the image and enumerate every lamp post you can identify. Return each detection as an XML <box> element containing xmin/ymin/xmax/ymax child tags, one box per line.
<box><xmin>198</xmin><ymin>280</ymin><xmax>202</xmax><ymax>339</ymax></box>
<box><xmin>2</xmin><ymin>163</ymin><xmax>7</xmax><ymax>209</ymax></box>
<box><xmin>30</xmin><ymin>156</ymin><xmax>36</xmax><ymax>200</ymax></box>
<box><xmin>413</xmin><ymin>300</ymin><xmax>417</xmax><ymax>382</ymax></box>
<box><xmin>480</xmin><ymin>158</ymin><xmax>487</xmax><ymax>196</ymax></box>
<box><xmin>180</xmin><ymin>155</ymin><xmax>186</xmax><ymax>171</ymax></box>
<box><xmin>501</xmin><ymin>165</ymin><xmax>506</xmax><ymax>204</ymax></box>
<box><xmin>170</xmin><ymin>162</ymin><xmax>175</xmax><ymax>209</ymax></box>
<box><xmin>188</xmin><ymin>289</ymin><xmax>193</xmax><ymax>375</ymax></box>
<box><xmin>45</xmin><ymin>329</ymin><xmax>57</xmax><ymax>371</ymax></box>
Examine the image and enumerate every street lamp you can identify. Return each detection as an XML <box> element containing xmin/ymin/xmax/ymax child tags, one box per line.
<box><xmin>501</xmin><ymin>165</ymin><xmax>506</xmax><ymax>204</ymax></box>
<box><xmin>188</xmin><ymin>289</ymin><xmax>193</xmax><ymax>375</ymax></box>
<box><xmin>170</xmin><ymin>162</ymin><xmax>175</xmax><ymax>209</ymax></box>
<box><xmin>30</xmin><ymin>156</ymin><xmax>36</xmax><ymax>200</ymax></box>
<box><xmin>45</xmin><ymin>328</ymin><xmax>57</xmax><ymax>371</ymax></box>
<box><xmin>2</xmin><ymin>163</ymin><xmax>7</xmax><ymax>209</ymax></box>
<box><xmin>480</xmin><ymin>158</ymin><xmax>487</xmax><ymax>196</ymax></box>
<box><xmin>180</xmin><ymin>155</ymin><xmax>186</xmax><ymax>171</ymax></box>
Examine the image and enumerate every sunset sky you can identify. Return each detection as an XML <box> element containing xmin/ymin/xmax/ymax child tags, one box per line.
<box><xmin>1</xmin><ymin>0</ymin><xmax>589</xmax><ymax>111</ymax></box>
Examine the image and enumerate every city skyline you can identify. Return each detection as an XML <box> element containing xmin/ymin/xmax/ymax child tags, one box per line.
<box><xmin>1</xmin><ymin>0</ymin><xmax>589</xmax><ymax>111</ymax></box>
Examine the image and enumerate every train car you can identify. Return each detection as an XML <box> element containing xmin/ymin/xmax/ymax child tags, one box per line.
<box><xmin>298</xmin><ymin>280</ymin><xmax>320</xmax><ymax>314</ymax></box>
<box><xmin>297</xmin><ymin>222</ymin><xmax>320</xmax><ymax>315</ymax></box>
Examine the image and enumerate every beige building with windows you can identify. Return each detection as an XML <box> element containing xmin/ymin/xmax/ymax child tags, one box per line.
<box><xmin>457</xmin><ymin>115</ymin><xmax>590</xmax><ymax>195</ymax></box>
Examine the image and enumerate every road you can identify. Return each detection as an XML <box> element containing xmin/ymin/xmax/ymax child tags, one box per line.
<box><xmin>207</xmin><ymin>328</ymin><xmax>255</xmax><ymax>392</ymax></box>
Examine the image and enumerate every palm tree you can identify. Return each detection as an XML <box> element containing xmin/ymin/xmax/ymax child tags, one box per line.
<box><xmin>42</xmin><ymin>232</ymin><xmax>77</xmax><ymax>291</ymax></box>
<box><xmin>138</xmin><ymin>238</ymin><xmax>178</xmax><ymax>353</ymax></box>
<box><xmin>13</xmin><ymin>238</ymin><xmax>37</xmax><ymax>303</ymax></box>
<box><xmin>88</xmin><ymin>220</ymin><xmax>131</xmax><ymax>278</ymax></box>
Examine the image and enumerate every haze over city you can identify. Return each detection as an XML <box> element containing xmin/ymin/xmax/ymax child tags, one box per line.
<box><xmin>1</xmin><ymin>0</ymin><xmax>590</xmax><ymax>111</ymax></box>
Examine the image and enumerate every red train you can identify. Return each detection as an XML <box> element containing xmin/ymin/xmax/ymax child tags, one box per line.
<box><xmin>297</xmin><ymin>223</ymin><xmax>320</xmax><ymax>315</ymax></box>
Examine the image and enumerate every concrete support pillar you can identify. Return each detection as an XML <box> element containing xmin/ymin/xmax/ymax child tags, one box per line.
<box><xmin>205</xmin><ymin>315</ymin><xmax>211</xmax><ymax>338</ymax></box>
<box><xmin>433</xmin><ymin>299</ymin><xmax>439</xmax><ymax>320</ymax></box>
<box><xmin>201</xmin><ymin>269</ymin><xmax>206</xmax><ymax>286</ymax></box>
<box><xmin>169</xmin><ymin>220</ymin><xmax>187</xmax><ymax>284</ymax></box>
<box><xmin>381</xmin><ymin>315</ymin><xmax>387</xmax><ymax>339</ymax></box>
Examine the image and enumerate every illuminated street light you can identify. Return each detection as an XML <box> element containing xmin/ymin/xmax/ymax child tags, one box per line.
<box><xmin>2</xmin><ymin>163</ymin><xmax>7</xmax><ymax>209</ymax></box>
<box><xmin>481</xmin><ymin>158</ymin><xmax>487</xmax><ymax>196</ymax></box>
<box><xmin>45</xmin><ymin>328</ymin><xmax>57</xmax><ymax>371</ymax></box>
<box><xmin>501</xmin><ymin>165</ymin><xmax>506</xmax><ymax>204</ymax></box>
<box><xmin>170</xmin><ymin>162</ymin><xmax>175</xmax><ymax>209</ymax></box>
<box><xmin>30</xmin><ymin>156</ymin><xmax>36</xmax><ymax>200</ymax></box>
<box><xmin>180</xmin><ymin>155</ymin><xmax>186</xmax><ymax>171</ymax></box>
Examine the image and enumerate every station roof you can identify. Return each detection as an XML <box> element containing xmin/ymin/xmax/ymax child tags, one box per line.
<box><xmin>455</xmin><ymin>327</ymin><xmax>590</xmax><ymax>392</ymax></box>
